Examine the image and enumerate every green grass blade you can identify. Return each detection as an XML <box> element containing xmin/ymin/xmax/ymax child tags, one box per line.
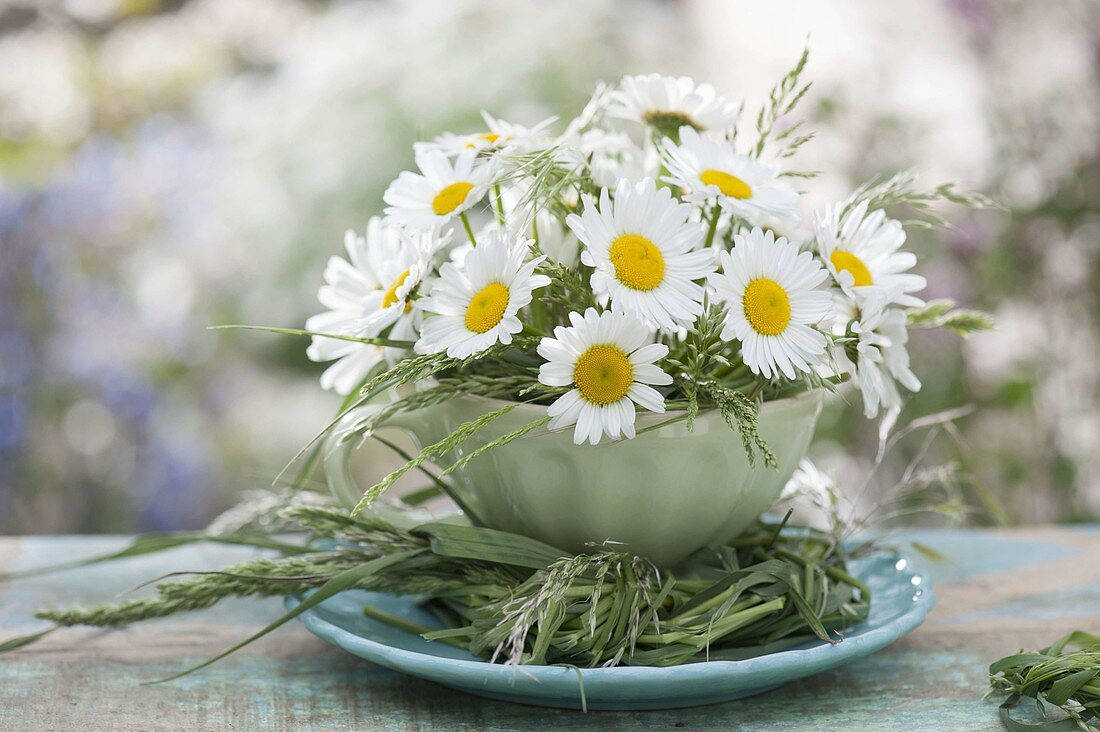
<box><xmin>399</xmin><ymin>485</ymin><xmax>444</xmax><ymax>506</ymax></box>
<box><xmin>210</xmin><ymin>324</ymin><xmax>415</xmax><ymax>349</ymax></box>
<box><xmin>998</xmin><ymin>698</ymin><xmax>1083</xmax><ymax>732</ymax></box>
<box><xmin>0</xmin><ymin>533</ymin><xmax>315</xmax><ymax>582</ymax></box>
<box><xmin>147</xmin><ymin>549</ymin><xmax>424</xmax><ymax>684</ymax></box>
<box><xmin>0</xmin><ymin>534</ymin><xmax>199</xmax><ymax>580</ymax></box>
<box><xmin>361</xmin><ymin>605</ymin><xmax>467</xmax><ymax>649</ymax></box>
<box><xmin>351</xmin><ymin>404</ymin><xmax>518</xmax><ymax>514</ymax></box>
<box><xmin>415</xmin><ymin>522</ymin><xmax>567</xmax><ymax>569</ymax></box>
<box><xmin>909</xmin><ymin>541</ymin><xmax>949</xmax><ymax>564</ymax></box>
<box><xmin>1047</xmin><ymin>669</ymin><xmax>1100</xmax><ymax>707</ymax></box>
<box><xmin>0</xmin><ymin>627</ymin><xmax>56</xmax><ymax>654</ymax></box>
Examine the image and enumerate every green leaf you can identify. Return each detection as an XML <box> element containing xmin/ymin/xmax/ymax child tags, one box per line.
<box><xmin>786</xmin><ymin>582</ymin><xmax>832</xmax><ymax>644</ymax></box>
<box><xmin>1047</xmin><ymin>669</ymin><xmax>1100</xmax><ymax>707</ymax></box>
<box><xmin>1049</xmin><ymin>631</ymin><xmax>1100</xmax><ymax>655</ymax></box>
<box><xmin>990</xmin><ymin>652</ymin><xmax>1055</xmax><ymax>675</ymax></box>
<box><xmin>414</xmin><ymin>522</ymin><xmax>567</xmax><ymax>569</ymax></box>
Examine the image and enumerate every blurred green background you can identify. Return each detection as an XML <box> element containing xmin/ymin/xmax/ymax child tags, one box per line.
<box><xmin>2</xmin><ymin>0</ymin><xmax>1098</xmax><ymax>533</ymax></box>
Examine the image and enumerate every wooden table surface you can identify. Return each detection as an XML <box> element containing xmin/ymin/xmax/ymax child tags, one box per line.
<box><xmin>2</xmin><ymin>526</ymin><xmax>1099</xmax><ymax>731</ymax></box>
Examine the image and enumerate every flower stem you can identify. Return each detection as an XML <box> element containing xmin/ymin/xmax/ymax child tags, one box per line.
<box><xmin>703</xmin><ymin>203</ymin><xmax>721</xmax><ymax>249</ymax></box>
<box><xmin>492</xmin><ymin>183</ymin><xmax>505</xmax><ymax>226</ymax></box>
<box><xmin>459</xmin><ymin>212</ymin><xmax>478</xmax><ymax>246</ymax></box>
<box><xmin>522</xmin><ymin>323</ymin><xmax>548</xmax><ymax>339</ymax></box>
<box><xmin>361</xmin><ymin>605</ymin><xmax>467</xmax><ymax>649</ymax></box>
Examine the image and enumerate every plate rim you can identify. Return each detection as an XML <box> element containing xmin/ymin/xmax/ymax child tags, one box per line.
<box><xmin>287</xmin><ymin>550</ymin><xmax>936</xmax><ymax>683</ymax></box>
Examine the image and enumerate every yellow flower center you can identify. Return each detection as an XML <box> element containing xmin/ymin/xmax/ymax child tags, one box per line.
<box><xmin>699</xmin><ymin>169</ymin><xmax>753</xmax><ymax>200</ymax></box>
<box><xmin>432</xmin><ymin>181</ymin><xmax>475</xmax><ymax>216</ymax></box>
<box><xmin>743</xmin><ymin>278</ymin><xmax>791</xmax><ymax>336</ymax></box>
<box><xmin>829</xmin><ymin>250</ymin><xmax>874</xmax><ymax>287</ymax></box>
<box><xmin>466</xmin><ymin>132</ymin><xmax>501</xmax><ymax>148</ymax></box>
<box><xmin>574</xmin><ymin>345</ymin><xmax>634</xmax><ymax>406</ymax></box>
<box><xmin>381</xmin><ymin>269</ymin><xmax>412</xmax><ymax>310</ymax></box>
<box><xmin>464</xmin><ymin>281</ymin><xmax>510</xmax><ymax>334</ymax></box>
<box><xmin>609</xmin><ymin>234</ymin><xmax>665</xmax><ymax>291</ymax></box>
<box><xmin>642</xmin><ymin>110</ymin><xmax>701</xmax><ymax>136</ymax></box>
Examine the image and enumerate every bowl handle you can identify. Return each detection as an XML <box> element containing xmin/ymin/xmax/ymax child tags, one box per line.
<box><xmin>322</xmin><ymin>402</ymin><xmax>427</xmax><ymax>512</ymax></box>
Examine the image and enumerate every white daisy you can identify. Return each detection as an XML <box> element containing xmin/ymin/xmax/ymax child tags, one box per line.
<box><xmin>662</xmin><ymin>127</ymin><xmax>800</xmax><ymax>226</ymax></box>
<box><xmin>537</xmin><ymin>308</ymin><xmax>672</xmax><ymax>445</ymax></box>
<box><xmin>415</xmin><ymin>230</ymin><xmax>550</xmax><ymax>359</ymax></box>
<box><xmin>814</xmin><ymin>200</ymin><xmax>927</xmax><ymax>308</ymax></box>
<box><xmin>306</xmin><ymin>219</ymin><xmax>441</xmax><ymax>394</ymax></box>
<box><xmin>383</xmin><ymin>149</ymin><xmax>495</xmax><ymax>231</ymax></box>
<box><xmin>414</xmin><ymin>111</ymin><xmax>557</xmax><ymax>157</ymax></box>
<box><xmin>849</xmin><ymin>302</ymin><xmax>922</xmax><ymax>419</ymax></box>
<box><xmin>709</xmin><ymin>227</ymin><xmax>833</xmax><ymax>380</ymax></box>
<box><xmin>566</xmin><ymin>178</ymin><xmax>714</xmax><ymax>331</ymax></box>
<box><xmin>609</xmin><ymin>74</ymin><xmax>740</xmax><ymax>136</ymax></box>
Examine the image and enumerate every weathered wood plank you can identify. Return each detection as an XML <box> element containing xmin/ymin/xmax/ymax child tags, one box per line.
<box><xmin>2</xmin><ymin>527</ymin><xmax>1098</xmax><ymax>731</ymax></box>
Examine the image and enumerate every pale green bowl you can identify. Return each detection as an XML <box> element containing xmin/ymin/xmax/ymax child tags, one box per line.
<box><xmin>327</xmin><ymin>389</ymin><xmax>823</xmax><ymax>566</ymax></box>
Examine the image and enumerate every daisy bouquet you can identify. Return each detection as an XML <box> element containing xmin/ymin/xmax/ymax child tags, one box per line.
<box><xmin>291</xmin><ymin>52</ymin><xmax>991</xmax><ymax>519</ymax></box>
<box><xmin>3</xmin><ymin>52</ymin><xmax>994</xmax><ymax>682</ymax></box>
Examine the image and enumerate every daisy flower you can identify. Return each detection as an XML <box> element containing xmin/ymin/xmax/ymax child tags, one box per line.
<box><xmin>814</xmin><ymin>200</ymin><xmax>927</xmax><ymax>308</ymax></box>
<box><xmin>849</xmin><ymin>302</ymin><xmax>921</xmax><ymax>419</ymax></box>
<box><xmin>662</xmin><ymin>127</ymin><xmax>800</xmax><ymax>226</ymax></box>
<box><xmin>414</xmin><ymin>112</ymin><xmax>557</xmax><ymax>157</ymax></box>
<box><xmin>566</xmin><ymin>178</ymin><xmax>715</xmax><ymax>331</ymax></box>
<box><xmin>609</xmin><ymin>74</ymin><xmax>740</xmax><ymax>137</ymax></box>
<box><xmin>415</xmin><ymin>230</ymin><xmax>550</xmax><ymax>359</ymax></box>
<box><xmin>537</xmin><ymin>308</ymin><xmax>672</xmax><ymax>445</ymax></box>
<box><xmin>306</xmin><ymin>219</ymin><xmax>440</xmax><ymax>393</ymax></box>
<box><xmin>383</xmin><ymin>149</ymin><xmax>494</xmax><ymax>231</ymax></box>
<box><xmin>709</xmin><ymin>227</ymin><xmax>833</xmax><ymax>380</ymax></box>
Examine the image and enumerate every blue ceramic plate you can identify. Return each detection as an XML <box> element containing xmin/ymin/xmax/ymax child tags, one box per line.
<box><xmin>288</xmin><ymin>551</ymin><xmax>933</xmax><ymax>710</ymax></box>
